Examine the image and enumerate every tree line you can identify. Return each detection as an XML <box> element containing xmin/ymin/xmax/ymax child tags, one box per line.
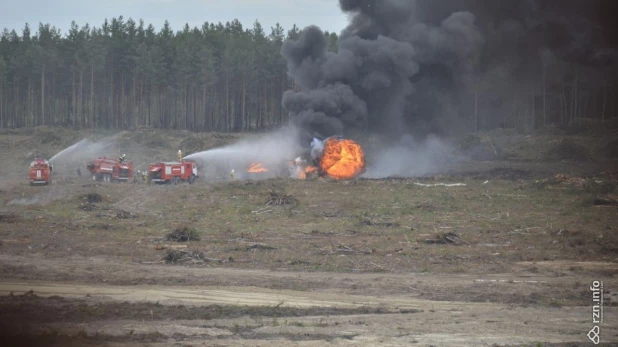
<box><xmin>1</xmin><ymin>17</ymin><xmax>615</xmax><ymax>135</ymax></box>
<box><xmin>0</xmin><ymin>18</ymin><xmax>339</xmax><ymax>131</ymax></box>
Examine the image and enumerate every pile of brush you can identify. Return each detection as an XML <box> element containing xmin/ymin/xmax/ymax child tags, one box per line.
<box><xmin>422</xmin><ymin>232</ymin><xmax>467</xmax><ymax>245</ymax></box>
<box><xmin>166</xmin><ymin>225</ymin><xmax>201</xmax><ymax>242</ymax></box>
<box><xmin>163</xmin><ymin>249</ymin><xmax>220</xmax><ymax>264</ymax></box>
<box><xmin>266</xmin><ymin>192</ymin><xmax>297</xmax><ymax>206</ymax></box>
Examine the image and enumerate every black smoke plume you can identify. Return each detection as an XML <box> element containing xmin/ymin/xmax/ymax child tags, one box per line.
<box><xmin>281</xmin><ymin>0</ymin><xmax>618</xmax><ymax>139</ymax></box>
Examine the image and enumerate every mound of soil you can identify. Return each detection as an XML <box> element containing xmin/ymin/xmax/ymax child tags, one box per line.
<box><xmin>32</xmin><ymin>126</ymin><xmax>80</xmax><ymax>147</ymax></box>
<box><xmin>121</xmin><ymin>130</ymin><xmax>171</xmax><ymax>149</ymax></box>
<box><xmin>457</xmin><ymin>134</ymin><xmax>502</xmax><ymax>160</ymax></box>
<box><xmin>179</xmin><ymin>136</ymin><xmax>207</xmax><ymax>155</ymax></box>
<box><xmin>180</xmin><ymin>133</ymin><xmax>239</xmax><ymax>156</ymax></box>
<box><xmin>546</xmin><ymin>139</ymin><xmax>592</xmax><ymax>162</ymax></box>
<box><xmin>114</xmin><ymin>134</ymin><xmax>137</xmax><ymax>149</ymax></box>
<box><xmin>143</xmin><ymin>133</ymin><xmax>171</xmax><ymax>149</ymax></box>
<box><xmin>468</xmin><ymin>143</ymin><xmax>502</xmax><ymax>161</ymax></box>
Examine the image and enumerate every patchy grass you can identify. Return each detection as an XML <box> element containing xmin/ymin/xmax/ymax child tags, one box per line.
<box><xmin>1</xmin><ymin>130</ymin><xmax>617</xmax><ymax>275</ymax></box>
<box><xmin>2</xmin><ymin>168</ymin><xmax>616</xmax><ymax>275</ymax></box>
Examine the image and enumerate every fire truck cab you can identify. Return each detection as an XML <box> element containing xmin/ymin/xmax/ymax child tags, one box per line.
<box><xmin>148</xmin><ymin>161</ymin><xmax>198</xmax><ymax>185</ymax></box>
<box><xmin>28</xmin><ymin>158</ymin><xmax>53</xmax><ymax>185</ymax></box>
<box><xmin>86</xmin><ymin>156</ymin><xmax>134</xmax><ymax>182</ymax></box>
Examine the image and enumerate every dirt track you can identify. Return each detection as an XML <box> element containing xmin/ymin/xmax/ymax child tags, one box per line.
<box><xmin>0</xmin><ymin>278</ymin><xmax>609</xmax><ymax>346</ymax></box>
<box><xmin>1</xmin><ymin>254</ymin><xmax>617</xmax><ymax>346</ymax></box>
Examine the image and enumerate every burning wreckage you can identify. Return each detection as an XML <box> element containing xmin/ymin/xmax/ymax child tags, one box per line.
<box><xmin>246</xmin><ymin>136</ymin><xmax>366</xmax><ymax>181</ymax></box>
<box><xmin>27</xmin><ymin>135</ymin><xmax>366</xmax><ymax>185</ymax></box>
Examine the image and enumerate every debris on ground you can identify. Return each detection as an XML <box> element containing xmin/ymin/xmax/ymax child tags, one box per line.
<box><xmin>552</xmin><ymin>174</ymin><xmax>587</xmax><ymax>186</ymax></box>
<box><xmin>166</xmin><ymin>225</ymin><xmax>201</xmax><ymax>242</ymax></box>
<box><xmin>163</xmin><ymin>249</ymin><xmax>220</xmax><ymax>264</ymax></box>
<box><xmin>0</xmin><ymin>213</ymin><xmax>19</xmax><ymax>223</ymax></box>
<box><xmin>535</xmin><ymin>174</ymin><xmax>617</xmax><ymax>194</ymax></box>
<box><xmin>251</xmin><ymin>207</ymin><xmax>272</xmax><ymax>214</ymax></box>
<box><xmin>413</xmin><ymin>182</ymin><xmax>466</xmax><ymax>187</ymax></box>
<box><xmin>243</xmin><ymin>243</ymin><xmax>277</xmax><ymax>251</ymax></box>
<box><xmin>88</xmin><ymin>223</ymin><xmax>114</xmax><ymax>231</ymax></box>
<box><xmin>116</xmin><ymin>210</ymin><xmax>136</xmax><ymax>219</ymax></box>
<box><xmin>83</xmin><ymin>193</ymin><xmax>102</xmax><ymax>203</ymax></box>
<box><xmin>228</xmin><ymin>241</ymin><xmax>278</xmax><ymax>251</ymax></box>
<box><xmin>601</xmin><ymin>171</ymin><xmax>618</xmax><ymax>183</ymax></box>
<box><xmin>80</xmin><ymin>203</ymin><xmax>97</xmax><ymax>211</ymax></box>
<box><xmin>333</xmin><ymin>244</ymin><xmax>373</xmax><ymax>255</ymax></box>
<box><xmin>593</xmin><ymin>195</ymin><xmax>618</xmax><ymax>206</ymax></box>
<box><xmin>266</xmin><ymin>192</ymin><xmax>297</xmax><ymax>206</ymax></box>
<box><xmin>545</xmin><ymin>139</ymin><xmax>592</xmax><ymax>162</ymax></box>
<box><xmin>422</xmin><ymin>232</ymin><xmax>467</xmax><ymax>245</ymax></box>
<box><xmin>456</xmin><ymin>168</ymin><xmax>532</xmax><ymax>181</ymax></box>
<box><xmin>361</xmin><ymin>218</ymin><xmax>400</xmax><ymax>227</ymax></box>
<box><xmin>155</xmin><ymin>244</ymin><xmax>187</xmax><ymax>251</ymax></box>
<box><xmin>604</xmin><ymin>139</ymin><xmax>618</xmax><ymax>159</ymax></box>
<box><xmin>534</xmin><ymin>173</ymin><xmax>586</xmax><ymax>189</ymax></box>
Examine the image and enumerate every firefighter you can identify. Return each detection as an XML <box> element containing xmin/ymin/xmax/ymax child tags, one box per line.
<box><xmin>119</xmin><ymin>154</ymin><xmax>126</xmax><ymax>163</ymax></box>
<box><xmin>178</xmin><ymin>150</ymin><xmax>183</xmax><ymax>162</ymax></box>
<box><xmin>76</xmin><ymin>167</ymin><xmax>82</xmax><ymax>176</ymax></box>
<box><xmin>230</xmin><ymin>169</ymin><xmax>235</xmax><ymax>180</ymax></box>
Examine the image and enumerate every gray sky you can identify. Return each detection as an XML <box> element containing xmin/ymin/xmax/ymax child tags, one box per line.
<box><xmin>1</xmin><ymin>0</ymin><xmax>349</xmax><ymax>36</ymax></box>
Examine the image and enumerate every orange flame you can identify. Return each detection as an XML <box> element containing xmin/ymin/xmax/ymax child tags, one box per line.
<box><xmin>248</xmin><ymin>162</ymin><xmax>268</xmax><ymax>173</ymax></box>
<box><xmin>319</xmin><ymin>138</ymin><xmax>365</xmax><ymax>180</ymax></box>
<box><xmin>305</xmin><ymin>166</ymin><xmax>318</xmax><ymax>174</ymax></box>
<box><xmin>297</xmin><ymin>165</ymin><xmax>318</xmax><ymax>180</ymax></box>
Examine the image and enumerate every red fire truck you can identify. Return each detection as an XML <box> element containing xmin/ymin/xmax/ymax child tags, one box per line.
<box><xmin>86</xmin><ymin>156</ymin><xmax>134</xmax><ymax>182</ymax></box>
<box><xmin>147</xmin><ymin>161</ymin><xmax>198</xmax><ymax>185</ymax></box>
<box><xmin>28</xmin><ymin>158</ymin><xmax>53</xmax><ymax>185</ymax></box>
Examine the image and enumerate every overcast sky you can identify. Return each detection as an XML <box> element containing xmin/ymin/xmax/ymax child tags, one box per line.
<box><xmin>1</xmin><ymin>0</ymin><xmax>349</xmax><ymax>36</ymax></box>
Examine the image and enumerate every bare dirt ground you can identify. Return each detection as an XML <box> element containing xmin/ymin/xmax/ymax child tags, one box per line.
<box><xmin>1</xmin><ymin>127</ymin><xmax>618</xmax><ymax>346</ymax></box>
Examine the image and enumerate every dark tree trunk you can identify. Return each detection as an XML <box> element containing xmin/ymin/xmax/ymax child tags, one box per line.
<box><xmin>41</xmin><ymin>65</ymin><xmax>45</xmax><ymax>125</ymax></box>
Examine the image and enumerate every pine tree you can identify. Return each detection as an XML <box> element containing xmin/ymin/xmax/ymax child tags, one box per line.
<box><xmin>11</xmin><ymin>17</ymin><xmax>580</xmax><ymax>133</ymax></box>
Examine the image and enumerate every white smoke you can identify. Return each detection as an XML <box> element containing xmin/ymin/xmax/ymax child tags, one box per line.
<box><xmin>362</xmin><ymin>135</ymin><xmax>453</xmax><ymax>178</ymax></box>
<box><xmin>310</xmin><ymin>138</ymin><xmax>324</xmax><ymax>160</ymax></box>
<box><xmin>183</xmin><ymin>127</ymin><xmax>305</xmax><ymax>181</ymax></box>
<box><xmin>49</xmin><ymin>133</ymin><xmax>127</xmax><ymax>175</ymax></box>
<box><xmin>8</xmin><ymin>186</ymin><xmax>64</xmax><ymax>206</ymax></box>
